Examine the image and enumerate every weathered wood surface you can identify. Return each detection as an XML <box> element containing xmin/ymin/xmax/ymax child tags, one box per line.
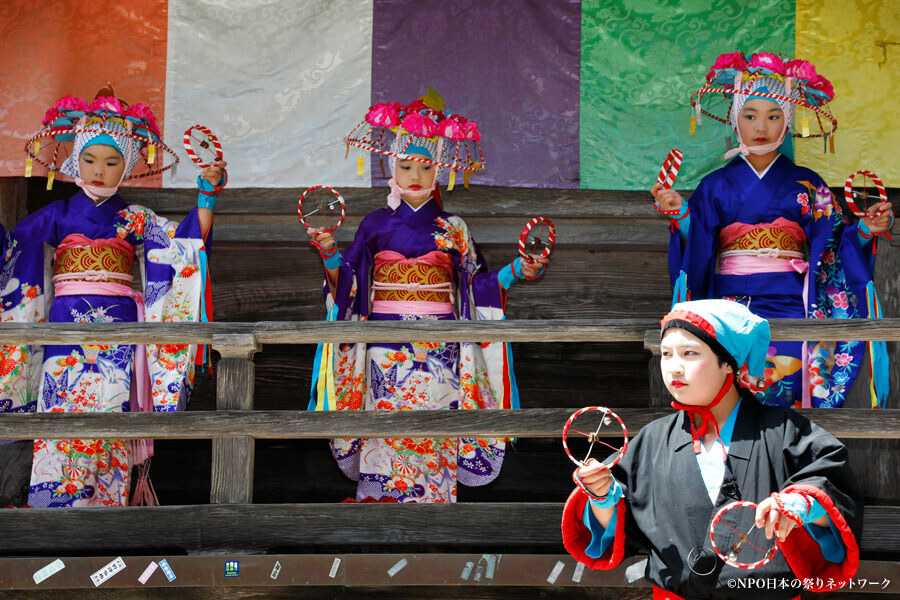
<box><xmin>0</xmin><ymin>408</ymin><xmax>896</xmax><ymax>440</ymax></box>
<box><xmin>2</xmin><ymin>318</ymin><xmax>900</xmax><ymax>345</ymax></box>
<box><xmin>210</xmin><ymin>336</ymin><xmax>259</xmax><ymax>504</ymax></box>
<box><xmin>0</xmin><ymin>554</ymin><xmax>896</xmax><ymax>593</ymax></box>
<box><xmin>0</xmin><ymin>178</ymin><xmax>27</xmax><ymax>231</ymax></box>
<box><xmin>0</xmin><ymin>504</ymin><xmax>895</xmax><ymax>555</ymax></box>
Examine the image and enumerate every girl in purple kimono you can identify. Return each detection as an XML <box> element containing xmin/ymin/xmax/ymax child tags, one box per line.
<box><xmin>307</xmin><ymin>95</ymin><xmax>548</xmax><ymax>502</ymax></box>
<box><xmin>651</xmin><ymin>51</ymin><xmax>892</xmax><ymax>409</ymax></box>
<box><xmin>0</xmin><ymin>93</ymin><xmax>224</xmax><ymax>507</ymax></box>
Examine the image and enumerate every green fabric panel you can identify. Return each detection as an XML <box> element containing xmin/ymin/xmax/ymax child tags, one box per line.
<box><xmin>580</xmin><ymin>0</ymin><xmax>795</xmax><ymax>190</ymax></box>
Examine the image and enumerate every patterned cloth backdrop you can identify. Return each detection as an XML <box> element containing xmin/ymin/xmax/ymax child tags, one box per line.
<box><xmin>0</xmin><ymin>0</ymin><xmax>897</xmax><ymax>189</ymax></box>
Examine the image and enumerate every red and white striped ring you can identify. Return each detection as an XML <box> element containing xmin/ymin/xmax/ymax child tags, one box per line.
<box><xmin>345</xmin><ymin>137</ymin><xmax>486</xmax><ymax>174</ymax></box>
<box><xmin>183</xmin><ymin>125</ymin><xmax>224</xmax><ymax>168</ymax></box>
<box><xmin>654</xmin><ymin>149</ymin><xmax>684</xmax><ymax>216</ymax></box>
<box><xmin>562</xmin><ymin>406</ymin><xmax>628</xmax><ymax>501</ymax></box>
<box><xmin>518</xmin><ymin>216</ymin><xmax>556</xmax><ymax>261</ymax></box>
<box><xmin>709</xmin><ymin>501</ymin><xmax>778</xmax><ymax>570</ymax></box>
<box><xmin>298</xmin><ymin>185</ymin><xmax>346</xmax><ymax>234</ymax></box>
<box><xmin>844</xmin><ymin>169</ymin><xmax>887</xmax><ymax>219</ymax></box>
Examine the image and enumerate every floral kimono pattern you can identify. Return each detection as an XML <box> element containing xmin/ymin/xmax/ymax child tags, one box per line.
<box><xmin>309</xmin><ymin>198</ymin><xmax>517</xmax><ymax>503</ymax></box>
<box><xmin>0</xmin><ymin>192</ymin><xmax>210</xmax><ymax>506</ymax></box>
<box><xmin>669</xmin><ymin>155</ymin><xmax>886</xmax><ymax>408</ymax></box>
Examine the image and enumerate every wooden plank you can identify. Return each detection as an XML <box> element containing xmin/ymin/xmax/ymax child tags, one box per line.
<box><xmin>210</xmin><ymin>336</ymin><xmax>259</xmax><ymax>504</ymax></box>
<box><xmin>0</xmin><ymin>553</ymin><xmax>895</xmax><ymax>593</ymax></box>
<box><xmin>0</xmin><ymin>408</ymin><xmax>896</xmax><ymax>440</ymax></box>
<box><xmin>0</xmin><ymin>504</ymin><xmax>895</xmax><ymax>555</ymax></box>
<box><xmin>2</xmin><ymin>318</ymin><xmax>900</xmax><ymax>346</ymax></box>
<box><xmin>0</xmin><ymin>177</ymin><xmax>28</xmax><ymax>230</ymax></box>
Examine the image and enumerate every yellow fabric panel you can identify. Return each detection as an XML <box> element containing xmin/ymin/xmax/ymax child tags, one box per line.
<box><xmin>796</xmin><ymin>0</ymin><xmax>900</xmax><ymax>186</ymax></box>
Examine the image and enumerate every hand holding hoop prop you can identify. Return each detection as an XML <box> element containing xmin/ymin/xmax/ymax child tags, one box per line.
<box><xmin>709</xmin><ymin>496</ymin><xmax>803</xmax><ymax>570</ymax></box>
<box><xmin>844</xmin><ymin>169</ymin><xmax>888</xmax><ymax>222</ymax></box>
<box><xmin>518</xmin><ymin>216</ymin><xmax>556</xmax><ymax>262</ymax></box>
<box><xmin>183</xmin><ymin>125</ymin><xmax>227</xmax><ymax>193</ymax></box>
<box><xmin>298</xmin><ymin>185</ymin><xmax>346</xmax><ymax>234</ymax></box>
<box><xmin>562</xmin><ymin>406</ymin><xmax>628</xmax><ymax>501</ymax></box>
<box><xmin>653</xmin><ymin>149</ymin><xmax>683</xmax><ymax>216</ymax></box>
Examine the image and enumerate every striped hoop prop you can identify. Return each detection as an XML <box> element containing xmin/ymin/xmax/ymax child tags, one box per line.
<box><xmin>298</xmin><ymin>185</ymin><xmax>346</xmax><ymax>234</ymax></box>
<box><xmin>844</xmin><ymin>169</ymin><xmax>887</xmax><ymax>219</ymax></box>
<box><xmin>518</xmin><ymin>216</ymin><xmax>556</xmax><ymax>261</ymax></box>
<box><xmin>562</xmin><ymin>406</ymin><xmax>628</xmax><ymax>501</ymax></box>
<box><xmin>654</xmin><ymin>149</ymin><xmax>684</xmax><ymax>216</ymax></box>
<box><xmin>709</xmin><ymin>501</ymin><xmax>778</xmax><ymax>570</ymax></box>
<box><xmin>183</xmin><ymin>125</ymin><xmax>224</xmax><ymax>168</ymax></box>
<box><xmin>690</xmin><ymin>85</ymin><xmax>837</xmax><ymax>139</ymax></box>
<box><xmin>24</xmin><ymin>127</ymin><xmax>178</xmax><ymax>181</ymax></box>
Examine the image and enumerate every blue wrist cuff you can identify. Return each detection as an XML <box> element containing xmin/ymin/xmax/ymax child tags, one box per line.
<box><xmin>588</xmin><ymin>477</ymin><xmax>623</xmax><ymax>510</ymax></box>
<box><xmin>323</xmin><ymin>250</ymin><xmax>341</xmax><ymax>270</ymax></box>
<box><xmin>498</xmin><ymin>258</ymin><xmax>520</xmax><ymax>290</ymax></box>
<box><xmin>197</xmin><ymin>175</ymin><xmax>217</xmax><ymax>210</ymax></box>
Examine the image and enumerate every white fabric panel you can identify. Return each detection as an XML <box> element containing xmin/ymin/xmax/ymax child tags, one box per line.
<box><xmin>164</xmin><ymin>0</ymin><xmax>373</xmax><ymax>188</ymax></box>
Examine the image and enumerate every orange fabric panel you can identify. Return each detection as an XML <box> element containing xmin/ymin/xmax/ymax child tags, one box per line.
<box><xmin>0</xmin><ymin>0</ymin><xmax>168</xmax><ymax>186</ymax></box>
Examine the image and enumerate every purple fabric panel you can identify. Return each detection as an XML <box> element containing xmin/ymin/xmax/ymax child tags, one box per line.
<box><xmin>372</xmin><ymin>0</ymin><xmax>580</xmax><ymax>188</ymax></box>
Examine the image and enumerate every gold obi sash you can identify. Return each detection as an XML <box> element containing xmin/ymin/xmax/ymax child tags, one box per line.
<box><xmin>372</xmin><ymin>262</ymin><xmax>454</xmax><ymax>303</ymax></box>
<box><xmin>53</xmin><ymin>236</ymin><xmax>136</xmax><ymax>284</ymax></box>
<box><xmin>720</xmin><ymin>227</ymin><xmax>804</xmax><ymax>256</ymax></box>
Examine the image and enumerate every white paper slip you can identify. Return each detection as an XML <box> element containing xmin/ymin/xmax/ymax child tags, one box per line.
<box><xmin>328</xmin><ymin>557</ymin><xmax>341</xmax><ymax>579</ymax></box>
<box><xmin>138</xmin><ymin>562</ymin><xmax>159</xmax><ymax>585</ymax></box>
<box><xmin>270</xmin><ymin>560</ymin><xmax>282</xmax><ymax>580</ymax></box>
<box><xmin>546</xmin><ymin>560</ymin><xmax>565</xmax><ymax>585</ymax></box>
<box><xmin>91</xmin><ymin>557</ymin><xmax>126</xmax><ymax>587</ymax></box>
<box><xmin>572</xmin><ymin>561</ymin><xmax>586</xmax><ymax>583</ymax></box>
<box><xmin>33</xmin><ymin>559</ymin><xmax>65</xmax><ymax>585</ymax></box>
<box><xmin>386</xmin><ymin>558</ymin><xmax>407</xmax><ymax>577</ymax></box>
<box><xmin>625</xmin><ymin>557</ymin><xmax>648</xmax><ymax>583</ymax></box>
<box><xmin>459</xmin><ymin>561</ymin><xmax>474</xmax><ymax>581</ymax></box>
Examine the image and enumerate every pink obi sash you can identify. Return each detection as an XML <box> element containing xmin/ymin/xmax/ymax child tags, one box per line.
<box><xmin>717</xmin><ymin>219</ymin><xmax>808</xmax><ymax>275</ymax></box>
<box><xmin>53</xmin><ymin>234</ymin><xmax>136</xmax><ymax>284</ymax></box>
<box><xmin>54</xmin><ymin>280</ymin><xmax>153</xmax><ymax>464</ymax></box>
<box><xmin>371</xmin><ymin>250</ymin><xmax>455</xmax><ymax>315</ymax></box>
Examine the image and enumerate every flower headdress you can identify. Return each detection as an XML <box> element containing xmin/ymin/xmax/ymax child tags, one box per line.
<box><xmin>345</xmin><ymin>87</ymin><xmax>485</xmax><ymax>193</ymax></box>
<box><xmin>24</xmin><ymin>87</ymin><xmax>178</xmax><ymax>191</ymax></box>
<box><xmin>690</xmin><ymin>51</ymin><xmax>837</xmax><ymax>156</ymax></box>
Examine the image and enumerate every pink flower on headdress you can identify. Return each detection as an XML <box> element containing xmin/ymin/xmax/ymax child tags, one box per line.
<box><xmin>124</xmin><ymin>103</ymin><xmax>161</xmax><ymax>137</ymax></box>
<box><xmin>785</xmin><ymin>59</ymin><xmax>818</xmax><ymax>82</ymax></box>
<box><xmin>405</xmin><ymin>99</ymin><xmax>428</xmax><ymax>113</ymax></box>
<box><xmin>43</xmin><ymin>95</ymin><xmax>88</xmax><ymax>124</ymax></box>
<box><xmin>808</xmin><ymin>74</ymin><xmax>835</xmax><ymax>101</ymax></box>
<box><xmin>748</xmin><ymin>52</ymin><xmax>785</xmax><ymax>75</ymax></box>
<box><xmin>706</xmin><ymin>51</ymin><xmax>747</xmax><ymax>81</ymax></box>
<box><xmin>400</xmin><ymin>112</ymin><xmax>438</xmax><ymax>137</ymax></box>
<box><xmin>366</xmin><ymin>102</ymin><xmax>404</xmax><ymax>127</ymax></box>
<box><xmin>462</xmin><ymin>121</ymin><xmax>481</xmax><ymax>141</ymax></box>
<box><xmin>436</xmin><ymin>118</ymin><xmax>466</xmax><ymax>140</ymax></box>
<box><xmin>89</xmin><ymin>96</ymin><xmax>126</xmax><ymax>115</ymax></box>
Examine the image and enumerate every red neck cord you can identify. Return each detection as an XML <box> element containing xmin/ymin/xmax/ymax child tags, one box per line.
<box><xmin>670</xmin><ymin>372</ymin><xmax>734</xmax><ymax>461</ymax></box>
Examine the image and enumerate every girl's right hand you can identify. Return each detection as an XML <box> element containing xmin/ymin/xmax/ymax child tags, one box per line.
<box><xmin>307</xmin><ymin>228</ymin><xmax>335</xmax><ymax>251</ymax></box>
<box><xmin>651</xmin><ymin>182</ymin><xmax>684</xmax><ymax>213</ymax></box>
<box><xmin>574</xmin><ymin>458</ymin><xmax>613</xmax><ymax>497</ymax></box>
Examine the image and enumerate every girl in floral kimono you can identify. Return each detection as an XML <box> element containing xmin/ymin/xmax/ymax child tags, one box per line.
<box><xmin>307</xmin><ymin>94</ymin><xmax>548</xmax><ymax>502</ymax></box>
<box><xmin>0</xmin><ymin>92</ymin><xmax>224</xmax><ymax>507</ymax></box>
<box><xmin>651</xmin><ymin>51</ymin><xmax>892</xmax><ymax>409</ymax></box>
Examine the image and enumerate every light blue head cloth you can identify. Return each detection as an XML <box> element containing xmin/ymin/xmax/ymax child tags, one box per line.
<box><xmin>663</xmin><ymin>299</ymin><xmax>771</xmax><ymax>381</ymax></box>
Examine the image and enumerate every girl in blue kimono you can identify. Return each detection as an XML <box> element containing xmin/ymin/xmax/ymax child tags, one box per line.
<box><xmin>651</xmin><ymin>51</ymin><xmax>892</xmax><ymax>409</ymax></box>
<box><xmin>0</xmin><ymin>93</ymin><xmax>224</xmax><ymax>507</ymax></box>
<box><xmin>307</xmin><ymin>96</ymin><xmax>548</xmax><ymax>502</ymax></box>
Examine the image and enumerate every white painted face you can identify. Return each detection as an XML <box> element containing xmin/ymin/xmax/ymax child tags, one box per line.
<box><xmin>660</xmin><ymin>327</ymin><xmax>733</xmax><ymax>407</ymax></box>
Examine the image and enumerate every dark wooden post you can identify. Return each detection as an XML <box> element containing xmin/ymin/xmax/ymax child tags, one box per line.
<box><xmin>210</xmin><ymin>333</ymin><xmax>259</xmax><ymax>504</ymax></box>
<box><xmin>643</xmin><ymin>329</ymin><xmax>671</xmax><ymax>407</ymax></box>
<box><xmin>0</xmin><ymin>177</ymin><xmax>28</xmax><ymax>231</ymax></box>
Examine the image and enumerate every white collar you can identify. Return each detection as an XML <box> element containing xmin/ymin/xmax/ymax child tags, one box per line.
<box><xmin>404</xmin><ymin>197</ymin><xmax>433</xmax><ymax>213</ymax></box>
<box><xmin>740</xmin><ymin>153</ymin><xmax>780</xmax><ymax>180</ymax></box>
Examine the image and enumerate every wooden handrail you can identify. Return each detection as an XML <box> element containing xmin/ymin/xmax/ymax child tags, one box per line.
<box><xmin>0</xmin><ymin>318</ymin><xmax>899</xmax><ymax>345</ymax></box>
<box><xmin>0</xmin><ymin>408</ymin><xmax>896</xmax><ymax>440</ymax></box>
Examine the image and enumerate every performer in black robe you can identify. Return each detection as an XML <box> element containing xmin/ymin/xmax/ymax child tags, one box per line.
<box><xmin>562</xmin><ymin>299</ymin><xmax>862</xmax><ymax>600</ymax></box>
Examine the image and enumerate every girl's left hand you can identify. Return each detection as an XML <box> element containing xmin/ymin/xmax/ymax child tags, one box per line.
<box><xmin>864</xmin><ymin>201</ymin><xmax>893</xmax><ymax>234</ymax></box>
<box><xmin>755</xmin><ymin>496</ymin><xmax>799</xmax><ymax>542</ymax></box>
<box><xmin>200</xmin><ymin>159</ymin><xmax>227</xmax><ymax>188</ymax></box>
<box><xmin>521</xmin><ymin>255</ymin><xmax>549</xmax><ymax>278</ymax></box>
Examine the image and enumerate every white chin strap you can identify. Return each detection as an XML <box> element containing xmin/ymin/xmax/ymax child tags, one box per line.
<box><xmin>386</xmin><ymin>138</ymin><xmax>444</xmax><ymax>210</ymax></box>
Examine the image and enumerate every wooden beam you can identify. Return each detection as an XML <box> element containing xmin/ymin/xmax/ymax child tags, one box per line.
<box><xmin>0</xmin><ymin>554</ymin><xmax>895</xmax><ymax>593</ymax></box>
<box><xmin>0</xmin><ymin>408</ymin><xmax>896</xmax><ymax>440</ymax></box>
<box><xmin>210</xmin><ymin>335</ymin><xmax>259</xmax><ymax>504</ymax></box>
<box><xmin>1</xmin><ymin>318</ymin><xmax>900</xmax><ymax>345</ymax></box>
<box><xmin>0</xmin><ymin>504</ymin><xmax>895</xmax><ymax>556</ymax></box>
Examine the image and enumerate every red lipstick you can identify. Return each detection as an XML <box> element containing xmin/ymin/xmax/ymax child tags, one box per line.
<box><xmin>670</xmin><ymin>381</ymin><xmax>686</xmax><ymax>388</ymax></box>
